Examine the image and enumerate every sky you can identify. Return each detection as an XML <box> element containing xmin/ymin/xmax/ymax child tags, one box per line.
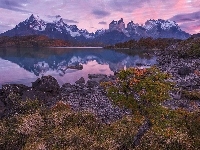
<box><xmin>0</xmin><ymin>0</ymin><xmax>199</xmax><ymax>34</ymax></box>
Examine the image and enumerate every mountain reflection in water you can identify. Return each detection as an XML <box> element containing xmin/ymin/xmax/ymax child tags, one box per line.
<box><xmin>0</xmin><ymin>47</ymin><xmax>157</xmax><ymax>87</ymax></box>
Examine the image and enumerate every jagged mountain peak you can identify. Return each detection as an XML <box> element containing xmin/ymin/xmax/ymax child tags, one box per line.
<box><xmin>144</xmin><ymin>19</ymin><xmax>179</xmax><ymax>30</ymax></box>
<box><xmin>118</xmin><ymin>18</ymin><xmax>124</xmax><ymax>24</ymax></box>
<box><xmin>0</xmin><ymin>15</ymin><xmax>191</xmax><ymax>45</ymax></box>
<box><xmin>127</xmin><ymin>20</ymin><xmax>139</xmax><ymax>27</ymax></box>
<box><xmin>29</xmin><ymin>14</ymin><xmax>40</xmax><ymax>20</ymax></box>
<box><xmin>26</xmin><ymin>14</ymin><xmax>43</xmax><ymax>23</ymax></box>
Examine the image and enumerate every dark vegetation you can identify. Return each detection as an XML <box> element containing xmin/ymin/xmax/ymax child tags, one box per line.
<box><xmin>168</xmin><ymin>37</ymin><xmax>200</xmax><ymax>58</ymax></box>
<box><xmin>0</xmin><ymin>35</ymin><xmax>71</xmax><ymax>48</ymax></box>
<box><xmin>105</xmin><ymin>37</ymin><xmax>181</xmax><ymax>50</ymax></box>
<box><xmin>105</xmin><ymin>36</ymin><xmax>200</xmax><ymax>59</ymax></box>
<box><xmin>0</xmin><ymin>35</ymin><xmax>105</xmax><ymax>48</ymax></box>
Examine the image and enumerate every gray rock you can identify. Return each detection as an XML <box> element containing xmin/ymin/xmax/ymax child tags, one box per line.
<box><xmin>32</xmin><ymin>75</ymin><xmax>60</xmax><ymax>96</ymax></box>
<box><xmin>178</xmin><ymin>66</ymin><xmax>192</xmax><ymax>76</ymax></box>
<box><xmin>86</xmin><ymin>80</ymin><xmax>99</xmax><ymax>88</ymax></box>
<box><xmin>61</xmin><ymin>83</ymin><xmax>72</xmax><ymax>88</ymax></box>
<box><xmin>75</xmin><ymin>77</ymin><xmax>85</xmax><ymax>85</ymax></box>
<box><xmin>61</xmin><ymin>86</ymin><xmax>132</xmax><ymax>123</ymax></box>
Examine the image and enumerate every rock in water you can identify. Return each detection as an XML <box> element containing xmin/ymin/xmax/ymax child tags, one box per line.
<box><xmin>88</xmin><ymin>74</ymin><xmax>107</xmax><ymax>79</ymax></box>
<box><xmin>32</xmin><ymin>75</ymin><xmax>60</xmax><ymax>96</ymax></box>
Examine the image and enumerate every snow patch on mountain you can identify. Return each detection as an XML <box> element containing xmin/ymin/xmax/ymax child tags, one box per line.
<box><xmin>68</xmin><ymin>56</ymin><xmax>82</xmax><ymax>66</ymax></box>
<box><xmin>95</xmin><ymin>29</ymin><xmax>106</xmax><ymax>36</ymax></box>
<box><xmin>144</xmin><ymin>19</ymin><xmax>180</xmax><ymax>31</ymax></box>
<box><xmin>22</xmin><ymin>14</ymin><xmax>95</xmax><ymax>39</ymax></box>
<box><xmin>160</xmin><ymin>20</ymin><xmax>179</xmax><ymax>30</ymax></box>
<box><xmin>65</xmin><ymin>26</ymin><xmax>81</xmax><ymax>37</ymax></box>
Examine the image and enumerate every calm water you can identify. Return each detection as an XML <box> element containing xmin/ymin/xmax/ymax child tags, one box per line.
<box><xmin>0</xmin><ymin>47</ymin><xmax>157</xmax><ymax>88</ymax></box>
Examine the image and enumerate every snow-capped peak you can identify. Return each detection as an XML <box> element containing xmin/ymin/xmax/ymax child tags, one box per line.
<box><xmin>21</xmin><ymin>14</ymin><xmax>95</xmax><ymax>39</ymax></box>
<box><xmin>95</xmin><ymin>28</ymin><xmax>106</xmax><ymax>36</ymax></box>
<box><xmin>143</xmin><ymin>19</ymin><xmax>180</xmax><ymax>30</ymax></box>
<box><xmin>23</xmin><ymin>14</ymin><xmax>47</xmax><ymax>31</ymax></box>
<box><xmin>96</xmin><ymin>28</ymin><xmax>105</xmax><ymax>32</ymax></box>
<box><xmin>160</xmin><ymin>20</ymin><xmax>179</xmax><ymax>30</ymax></box>
<box><xmin>26</xmin><ymin>14</ymin><xmax>41</xmax><ymax>23</ymax></box>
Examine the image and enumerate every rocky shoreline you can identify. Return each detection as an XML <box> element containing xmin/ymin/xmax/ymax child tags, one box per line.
<box><xmin>155</xmin><ymin>49</ymin><xmax>200</xmax><ymax>111</ymax></box>
<box><xmin>0</xmin><ymin>47</ymin><xmax>199</xmax><ymax>124</ymax></box>
<box><xmin>0</xmin><ymin>74</ymin><xmax>131</xmax><ymax>124</ymax></box>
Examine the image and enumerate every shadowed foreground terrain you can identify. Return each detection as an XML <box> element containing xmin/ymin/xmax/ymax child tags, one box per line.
<box><xmin>0</xmin><ymin>67</ymin><xmax>199</xmax><ymax>149</ymax></box>
<box><xmin>0</xmin><ymin>37</ymin><xmax>200</xmax><ymax>149</ymax></box>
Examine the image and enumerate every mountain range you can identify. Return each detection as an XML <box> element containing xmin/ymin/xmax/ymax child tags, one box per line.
<box><xmin>0</xmin><ymin>14</ymin><xmax>191</xmax><ymax>45</ymax></box>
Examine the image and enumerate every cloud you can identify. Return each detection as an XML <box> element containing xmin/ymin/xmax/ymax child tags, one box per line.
<box><xmin>179</xmin><ymin>20</ymin><xmax>200</xmax><ymax>34</ymax></box>
<box><xmin>169</xmin><ymin>11</ymin><xmax>200</xmax><ymax>34</ymax></box>
<box><xmin>92</xmin><ymin>9</ymin><xmax>110</xmax><ymax>18</ymax></box>
<box><xmin>46</xmin><ymin>15</ymin><xmax>78</xmax><ymax>23</ymax></box>
<box><xmin>170</xmin><ymin>11</ymin><xmax>200</xmax><ymax>23</ymax></box>
<box><xmin>0</xmin><ymin>24</ymin><xmax>15</xmax><ymax>33</ymax></box>
<box><xmin>63</xmin><ymin>19</ymin><xmax>79</xmax><ymax>24</ymax></box>
<box><xmin>107</xmin><ymin>0</ymin><xmax>162</xmax><ymax>13</ymax></box>
<box><xmin>0</xmin><ymin>0</ymin><xmax>30</xmax><ymax>12</ymax></box>
<box><xmin>47</xmin><ymin>15</ymin><xmax>61</xmax><ymax>18</ymax></box>
<box><xmin>98</xmin><ymin>21</ymin><xmax>107</xmax><ymax>25</ymax></box>
<box><xmin>0</xmin><ymin>0</ymin><xmax>199</xmax><ymax>34</ymax></box>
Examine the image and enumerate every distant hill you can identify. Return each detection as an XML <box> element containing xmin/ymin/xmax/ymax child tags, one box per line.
<box><xmin>0</xmin><ymin>35</ymin><xmax>70</xmax><ymax>47</ymax></box>
<box><xmin>191</xmin><ymin>33</ymin><xmax>200</xmax><ymax>38</ymax></box>
<box><xmin>105</xmin><ymin>37</ymin><xmax>182</xmax><ymax>50</ymax></box>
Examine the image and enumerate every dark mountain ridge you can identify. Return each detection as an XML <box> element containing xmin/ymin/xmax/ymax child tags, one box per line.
<box><xmin>0</xmin><ymin>14</ymin><xmax>191</xmax><ymax>45</ymax></box>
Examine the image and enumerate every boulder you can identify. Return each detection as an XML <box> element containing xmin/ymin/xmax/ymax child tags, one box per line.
<box><xmin>61</xmin><ymin>83</ymin><xmax>72</xmax><ymax>88</ymax></box>
<box><xmin>75</xmin><ymin>77</ymin><xmax>85</xmax><ymax>85</ymax></box>
<box><xmin>86</xmin><ymin>80</ymin><xmax>99</xmax><ymax>88</ymax></box>
<box><xmin>32</xmin><ymin>76</ymin><xmax>60</xmax><ymax>96</ymax></box>
<box><xmin>61</xmin><ymin>83</ymin><xmax>76</xmax><ymax>94</ymax></box>
<box><xmin>178</xmin><ymin>66</ymin><xmax>192</xmax><ymax>76</ymax></box>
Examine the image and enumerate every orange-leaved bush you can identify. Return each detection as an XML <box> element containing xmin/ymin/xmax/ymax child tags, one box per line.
<box><xmin>101</xmin><ymin>66</ymin><xmax>173</xmax><ymax>110</ymax></box>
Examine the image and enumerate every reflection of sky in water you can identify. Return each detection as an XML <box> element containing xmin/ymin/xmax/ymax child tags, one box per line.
<box><xmin>42</xmin><ymin>60</ymin><xmax>113</xmax><ymax>85</ymax></box>
<box><xmin>0</xmin><ymin>59</ymin><xmax>113</xmax><ymax>87</ymax></box>
<box><xmin>0</xmin><ymin>58</ymin><xmax>36</xmax><ymax>87</ymax></box>
<box><xmin>0</xmin><ymin>48</ymin><xmax>157</xmax><ymax>87</ymax></box>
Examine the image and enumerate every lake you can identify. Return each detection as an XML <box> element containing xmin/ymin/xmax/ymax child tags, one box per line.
<box><xmin>0</xmin><ymin>47</ymin><xmax>157</xmax><ymax>88</ymax></box>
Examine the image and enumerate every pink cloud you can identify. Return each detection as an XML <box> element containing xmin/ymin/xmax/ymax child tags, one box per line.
<box><xmin>0</xmin><ymin>0</ymin><xmax>199</xmax><ymax>34</ymax></box>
